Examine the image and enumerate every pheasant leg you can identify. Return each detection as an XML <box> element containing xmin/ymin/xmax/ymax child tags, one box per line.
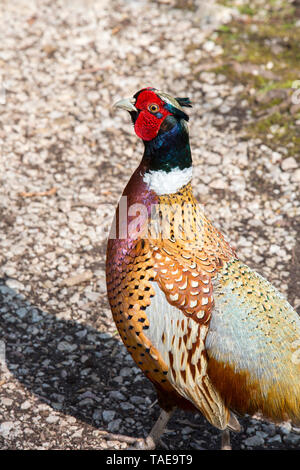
<box><xmin>221</xmin><ymin>429</ymin><xmax>231</xmax><ymax>450</ymax></box>
<box><xmin>129</xmin><ymin>408</ymin><xmax>175</xmax><ymax>450</ymax></box>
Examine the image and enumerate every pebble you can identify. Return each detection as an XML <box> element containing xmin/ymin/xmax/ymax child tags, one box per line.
<box><xmin>46</xmin><ymin>415</ymin><xmax>60</xmax><ymax>424</ymax></box>
<box><xmin>84</xmin><ymin>291</ymin><xmax>100</xmax><ymax>302</ymax></box>
<box><xmin>102</xmin><ymin>410</ymin><xmax>116</xmax><ymax>423</ymax></box>
<box><xmin>57</xmin><ymin>341</ymin><xmax>77</xmax><ymax>352</ymax></box>
<box><xmin>129</xmin><ymin>395</ymin><xmax>145</xmax><ymax>405</ymax></box>
<box><xmin>107</xmin><ymin>419</ymin><xmax>122</xmax><ymax>433</ymax></box>
<box><xmin>119</xmin><ymin>367</ymin><xmax>133</xmax><ymax>377</ymax></box>
<box><xmin>268</xmin><ymin>434</ymin><xmax>282</xmax><ymax>444</ymax></box>
<box><xmin>281</xmin><ymin>157</ymin><xmax>298</xmax><ymax>171</ymax></box>
<box><xmin>16</xmin><ymin>307</ymin><xmax>28</xmax><ymax>318</ymax></box>
<box><xmin>261</xmin><ymin>423</ymin><xmax>276</xmax><ymax>436</ymax></box>
<box><xmin>79</xmin><ymin>398</ymin><xmax>94</xmax><ymax>407</ymax></box>
<box><xmin>291</xmin><ymin>168</ymin><xmax>300</xmax><ymax>183</ymax></box>
<box><xmin>109</xmin><ymin>391</ymin><xmax>126</xmax><ymax>401</ymax></box>
<box><xmin>92</xmin><ymin>410</ymin><xmax>102</xmax><ymax>421</ymax></box>
<box><xmin>6</xmin><ymin>279</ymin><xmax>25</xmax><ymax>291</ymax></box>
<box><xmin>244</xmin><ymin>435</ymin><xmax>265</xmax><ymax>447</ymax></box>
<box><xmin>279</xmin><ymin>422</ymin><xmax>292</xmax><ymax>434</ymax></box>
<box><xmin>120</xmin><ymin>402</ymin><xmax>134</xmax><ymax>411</ymax></box>
<box><xmin>1</xmin><ymin>398</ymin><xmax>13</xmax><ymax>406</ymax></box>
<box><xmin>0</xmin><ymin>422</ymin><xmax>14</xmax><ymax>436</ymax></box>
<box><xmin>209</xmin><ymin>178</ymin><xmax>227</xmax><ymax>189</ymax></box>
<box><xmin>208</xmin><ymin>153</ymin><xmax>222</xmax><ymax>165</ymax></box>
<box><xmin>182</xmin><ymin>426</ymin><xmax>193</xmax><ymax>435</ymax></box>
<box><xmin>283</xmin><ymin>434</ymin><xmax>300</xmax><ymax>445</ymax></box>
<box><xmin>20</xmin><ymin>400</ymin><xmax>32</xmax><ymax>410</ymax></box>
<box><xmin>71</xmin><ymin>429</ymin><xmax>83</xmax><ymax>439</ymax></box>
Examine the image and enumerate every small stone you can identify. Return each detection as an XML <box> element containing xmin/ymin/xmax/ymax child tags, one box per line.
<box><xmin>182</xmin><ymin>426</ymin><xmax>193</xmax><ymax>435</ymax></box>
<box><xmin>112</xmin><ymin>375</ymin><xmax>124</xmax><ymax>385</ymax></box>
<box><xmin>31</xmin><ymin>309</ymin><xmax>43</xmax><ymax>322</ymax></box>
<box><xmin>291</xmin><ymin>168</ymin><xmax>300</xmax><ymax>183</ymax></box>
<box><xmin>0</xmin><ymin>285</ymin><xmax>11</xmax><ymax>295</ymax></box>
<box><xmin>99</xmin><ymin>333</ymin><xmax>111</xmax><ymax>340</ymax></box>
<box><xmin>102</xmin><ymin>410</ymin><xmax>116</xmax><ymax>423</ymax></box>
<box><xmin>119</xmin><ymin>367</ymin><xmax>133</xmax><ymax>377</ymax></box>
<box><xmin>2</xmin><ymin>266</ymin><xmax>16</xmax><ymax>276</ymax></box>
<box><xmin>262</xmin><ymin>423</ymin><xmax>276</xmax><ymax>436</ymax></box>
<box><xmin>271</xmin><ymin>151</ymin><xmax>282</xmax><ymax>163</ymax></box>
<box><xmin>6</xmin><ymin>279</ymin><xmax>24</xmax><ymax>291</ymax></box>
<box><xmin>107</xmin><ymin>419</ymin><xmax>122</xmax><ymax>433</ymax></box>
<box><xmin>209</xmin><ymin>178</ymin><xmax>227</xmax><ymax>190</ymax></box>
<box><xmin>67</xmin><ymin>417</ymin><xmax>77</xmax><ymax>424</ymax></box>
<box><xmin>62</xmin><ymin>271</ymin><xmax>93</xmax><ymax>287</ymax></box>
<box><xmin>244</xmin><ymin>435</ymin><xmax>264</xmax><ymax>447</ymax></box>
<box><xmin>84</xmin><ymin>291</ymin><xmax>100</xmax><ymax>302</ymax></box>
<box><xmin>191</xmin><ymin>442</ymin><xmax>206</xmax><ymax>450</ymax></box>
<box><xmin>290</xmin><ymin>103</ymin><xmax>300</xmax><ymax>115</ymax></box>
<box><xmin>270</xmin><ymin>124</ymin><xmax>280</xmax><ymax>134</ymax></box>
<box><xmin>93</xmin><ymin>409</ymin><xmax>102</xmax><ymax>421</ymax></box>
<box><xmin>46</xmin><ymin>415</ymin><xmax>60</xmax><ymax>424</ymax></box>
<box><xmin>203</xmin><ymin>40</ymin><xmax>215</xmax><ymax>52</ymax></box>
<box><xmin>109</xmin><ymin>390</ymin><xmax>126</xmax><ymax>401</ymax></box>
<box><xmin>0</xmin><ymin>421</ymin><xmax>14</xmax><ymax>436</ymax></box>
<box><xmin>219</xmin><ymin>104</ymin><xmax>231</xmax><ymax>114</ymax></box>
<box><xmin>43</xmin><ymin>44</ymin><xmax>57</xmax><ymax>56</ymax></box>
<box><xmin>79</xmin><ymin>398</ymin><xmax>94</xmax><ymax>407</ymax></box>
<box><xmin>279</xmin><ymin>422</ymin><xmax>292</xmax><ymax>434</ymax></box>
<box><xmin>246</xmin><ymin>426</ymin><xmax>257</xmax><ymax>435</ymax></box>
<box><xmin>21</xmin><ymin>400</ymin><xmax>32</xmax><ymax>410</ymax></box>
<box><xmin>268</xmin><ymin>434</ymin><xmax>282</xmax><ymax>444</ymax></box>
<box><xmin>281</xmin><ymin>157</ymin><xmax>298</xmax><ymax>171</ymax></box>
<box><xmin>16</xmin><ymin>307</ymin><xmax>28</xmax><ymax>318</ymax></box>
<box><xmin>255</xmin><ymin>430</ymin><xmax>268</xmax><ymax>439</ymax></box>
<box><xmin>232</xmin><ymin>84</ymin><xmax>244</xmax><ymax>94</ymax></box>
<box><xmin>129</xmin><ymin>395</ymin><xmax>144</xmax><ymax>405</ymax></box>
<box><xmin>208</xmin><ymin>153</ymin><xmax>221</xmax><ymax>165</ymax></box>
<box><xmin>57</xmin><ymin>341</ymin><xmax>77</xmax><ymax>352</ymax></box>
<box><xmin>1</xmin><ymin>398</ymin><xmax>13</xmax><ymax>406</ymax></box>
<box><xmin>70</xmin><ymin>293</ymin><xmax>80</xmax><ymax>304</ymax></box>
<box><xmin>283</xmin><ymin>433</ymin><xmax>300</xmax><ymax>445</ymax></box>
<box><xmin>120</xmin><ymin>402</ymin><xmax>134</xmax><ymax>411</ymax></box>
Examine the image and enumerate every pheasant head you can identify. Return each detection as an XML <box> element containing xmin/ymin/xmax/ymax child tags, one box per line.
<box><xmin>114</xmin><ymin>88</ymin><xmax>193</xmax><ymax>193</ymax></box>
<box><xmin>114</xmin><ymin>87</ymin><xmax>192</xmax><ymax>141</ymax></box>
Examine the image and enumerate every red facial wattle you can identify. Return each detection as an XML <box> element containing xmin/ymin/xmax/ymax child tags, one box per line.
<box><xmin>134</xmin><ymin>89</ymin><xmax>171</xmax><ymax>141</ymax></box>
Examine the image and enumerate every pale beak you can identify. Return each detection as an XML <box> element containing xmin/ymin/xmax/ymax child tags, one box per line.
<box><xmin>113</xmin><ymin>97</ymin><xmax>137</xmax><ymax>113</ymax></box>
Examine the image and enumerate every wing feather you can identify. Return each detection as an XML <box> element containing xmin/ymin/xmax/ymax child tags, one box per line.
<box><xmin>206</xmin><ymin>260</ymin><xmax>300</xmax><ymax>424</ymax></box>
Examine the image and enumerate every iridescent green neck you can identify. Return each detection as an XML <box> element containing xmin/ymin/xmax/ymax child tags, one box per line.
<box><xmin>142</xmin><ymin>116</ymin><xmax>192</xmax><ymax>173</ymax></box>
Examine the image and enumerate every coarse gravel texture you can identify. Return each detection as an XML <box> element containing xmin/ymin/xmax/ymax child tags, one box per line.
<box><xmin>0</xmin><ymin>0</ymin><xmax>299</xmax><ymax>451</ymax></box>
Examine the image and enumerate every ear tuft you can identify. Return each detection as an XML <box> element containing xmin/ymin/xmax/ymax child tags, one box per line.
<box><xmin>175</xmin><ymin>97</ymin><xmax>192</xmax><ymax>108</ymax></box>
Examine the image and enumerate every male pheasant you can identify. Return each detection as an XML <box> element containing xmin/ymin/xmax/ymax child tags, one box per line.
<box><xmin>106</xmin><ymin>87</ymin><xmax>300</xmax><ymax>450</ymax></box>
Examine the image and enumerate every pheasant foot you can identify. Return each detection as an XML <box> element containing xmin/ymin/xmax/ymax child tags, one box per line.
<box><xmin>127</xmin><ymin>408</ymin><xmax>174</xmax><ymax>450</ymax></box>
<box><xmin>221</xmin><ymin>429</ymin><xmax>231</xmax><ymax>450</ymax></box>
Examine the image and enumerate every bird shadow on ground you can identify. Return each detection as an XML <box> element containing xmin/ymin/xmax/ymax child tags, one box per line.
<box><xmin>0</xmin><ymin>278</ymin><xmax>274</xmax><ymax>450</ymax></box>
<box><xmin>0</xmin><ymin>277</ymin><xmax>164</xmax><ymax>444</ymax></box>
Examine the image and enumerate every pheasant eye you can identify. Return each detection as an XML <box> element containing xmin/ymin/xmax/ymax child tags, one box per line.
<box><xmin>148</xmin><ymin>103</ymin><xmax>159</xmax><ymax>113</ymax></box>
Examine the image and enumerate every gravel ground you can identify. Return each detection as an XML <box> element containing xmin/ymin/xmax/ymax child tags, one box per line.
<box><xmin>0</xmin><ymin>0</ymin><xmax>299</xmax><ymax>450</ymax></box>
